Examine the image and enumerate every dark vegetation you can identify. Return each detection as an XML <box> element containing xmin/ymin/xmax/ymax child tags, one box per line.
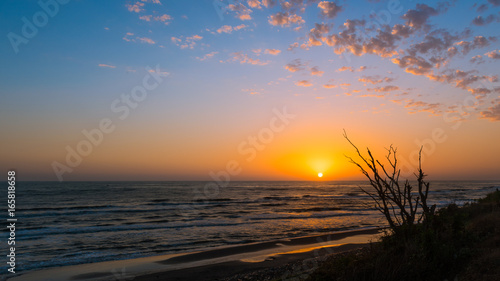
<box><xmin>306</xmin><ymin>135</ymin><xmax>500</xmax><ymax>281</ymax></box>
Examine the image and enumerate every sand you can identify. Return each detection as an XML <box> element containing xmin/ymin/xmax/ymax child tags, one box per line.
<box><xmin>9</xmin><ymin>228</ymin><xmax>383</xmax><ymax>281</ymax></box>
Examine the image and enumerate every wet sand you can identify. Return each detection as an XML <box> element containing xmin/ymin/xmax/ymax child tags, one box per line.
<box><xmin>10</xmin><ymin>228</ymin><xmax>383</xmax><ymax>281</ymax></box>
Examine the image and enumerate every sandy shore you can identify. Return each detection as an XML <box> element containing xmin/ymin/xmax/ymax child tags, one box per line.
<box><xmin>9</xmin><ymin>228</ymin><xmax>383</xmax><ymax>281</ymax></box>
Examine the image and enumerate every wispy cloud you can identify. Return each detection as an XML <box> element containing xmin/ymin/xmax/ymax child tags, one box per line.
<box><xmin>309</xmin><ymin>66</ymin><xmax>324</xmax><ymax>76</ymax></box>
<box><xmin>337</xmin><ymin>66</ymin><xmax>353</xmax><ymax>72</ymax></box>
<box><xmin>126</xmin><ymin>2</ymin><xmax>144</xmax><ymax>13</ymax></box>
<box><xmin>229</xmin><ymin>3</ymin><xmax>253</xmax><ymax>20</ymax></box>
<box><xmin>230</xmin><ymin>52</ymin><xmax>270</xmax><ymax>65</ymax></box>
<box><xmin>295</xmin><ymin>80</ymin><xmax>312</xmax><ymax>87</ymax></box>
<box><xmin>323</xmin><ymin>84</ymin><xmax>337</xmax><ymax>89</ymax></box>
<box><xmin>137</xmin><ymin>37</ymin><xmax>155</xmax><ymax>44</ymax></box>
<box><xmin>269</xmin><ymin>12</ymin><xmax>304</xmax><ymax>27</ymax></box>
<box><xmin>216</xmin><ymin>24</ymin><xmax>248</xmax><ymax>34</ymax></box>
<box><xmin>264</xmin><ymin>49</ymin><xmax>281</xmax><ymax>55</ymax></box>
<box><xmin>242</xmin><ymin>88</ymin><xmax>262</xmax><ymax>95</ymax></box>
<box><xmin>359</xmin><ymin>76</ymin><xmax>394</xmax><ymax>85</ymax></box>
<box><xmin>404</xmin><ymin>100</ymin><xmax>442</xmax><ymax>115</ymax></box>
<box><xmin>171</xmin><ymin>35</ymin><xmax>203</xmax><ymax>49</ymax></box>
<box><xmin>480</xmin><ymin>100</ymin><xmax>500</xmax><ymax>121</ymax></box>
<box><xmin>196</xmin><ymin>51</ymin><xmax>219</xmax><ymax>61</ymax></box>
<box><xmin>369</xmin><ymin>85</ymin><xmax>399</xmax><ymax>93</ymax></box>
<box><xmin>122</xmin><ymin>32</ymin><xmax>134</xmax><ymax>42</ymax></box>
<box><xmin>284</xmin><ymin>59</ymin><xmax>304</xmax><ymax>72</ymax></box>
<box><xmin>98</xmin><ymin>64</ymin><xmax>116</xmax><ymax>69</ymax></box>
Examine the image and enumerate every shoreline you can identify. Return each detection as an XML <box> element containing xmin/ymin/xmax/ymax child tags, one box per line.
<box><xmin>9</xmin><ymin>227</ymin><xmax>383</xmax><ymax>281</ymax></box>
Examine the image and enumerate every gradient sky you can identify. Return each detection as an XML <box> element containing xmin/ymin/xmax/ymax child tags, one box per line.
<box><xmin>1</xmin><ymin>0</ymin><xmax>499</xmax><ymax>181</ymax></box>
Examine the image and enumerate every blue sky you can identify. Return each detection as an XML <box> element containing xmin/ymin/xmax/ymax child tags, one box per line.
<box><xmin>1</xmin><ymin>0</ymin><xmax>500</xmax><ymax>181</ymax></box>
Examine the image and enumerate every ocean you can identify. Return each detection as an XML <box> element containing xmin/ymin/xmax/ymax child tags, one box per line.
<box><xmin>2</xmin><ymin>181</ymin><xmax>499</xmax><ymax>275</ymax></box>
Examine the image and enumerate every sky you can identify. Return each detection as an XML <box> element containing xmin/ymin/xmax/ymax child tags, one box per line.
<box><xmin>1</xmin><ymin>0</ymin><xmax>499</xmax><ymax>181</ymax></box>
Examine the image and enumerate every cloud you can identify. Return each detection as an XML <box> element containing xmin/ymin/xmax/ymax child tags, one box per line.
<box><xmin>467</xmin><ymin>87</ymin><xmax>492</xmax><ymax>95</ymax></box>
<box><xmin>123</xmin><ymin>33</ymin><xmax>155</xmax><ymax>45</ymax></box>
<box><xmin>126</xmin><ymin>2</ymin><xmax>144</xmax><ymax>13</ymax></box>
<box><xmin>359</xmin><ymin>93</ymin><xmax>386</xmax><ymax>98</ymax></box>
<box><xmin>295</xmin><ymin>80</ymin><xmax>312</xmax><ymax>87</ymax></box>
<box><xmin>391</xmin><ymin>24</ymin><xmax>413</xmax><ymax>38</ymax></box>
<box><xmin>154</xmin><ymin>14</ymin><xmax>172</xmax><ymax>24</ymax></box>
<box><xmin>216</xmin><ymin>24</ymin><xmax>248</xmax><ymax>34</ymax></box>
<box><xmin>308</xmin><ymin>23</ymin><xmax>331</xmax><ymax>46</ymax></box>
<box><xmin>325</xmin><ymin>22</ymin><xmax>400</xmax><ymax>58</ymax></box>
<box><xmin>98</xmin><ymin>64</ymin><xmax>116</xmax><ymax>68</ymax></box>
<box><xmin>229</xmin><ymin>3</ymin><xmax>253</xmax><ymax>20</ymax></box>
<box><xmin>358</xmin><ymin>75</ymin><xmax>394</xmax><ymax>84</ymax></box>
<box><xmin>470</xmin><ymin>54</ymin><xmax>484</xmax><ymax>64</ymax></box>
<box><xmin>337</xmin><ymin>66</ymin><xmax>353</xmax><ymax>72</ymax></box>
<box><xmin>480</xmin><ymin>101</ymin><xmax>500</xmax><ymax>121</ymax></box>
<box><xmin>123</xmin><ymin>32</ymin><xmax>135</xmax><ymax>42</ymax></box>
<box><xmin>239</xmin><ymin>14</ymin><xmax>252</xmax><ymax>20</ymax></box>
<box><xmin>323</xmin><ymin>84</ymin><xmax>337</xmax><ymax>89</ymax></box>
<box><xmin>485</xmin><ymin>50</ymin><xmax>500</xmax><ymax>59</ymax></box>
<box><xmin>196</xmin><ymin>51</ymin><xmax>219</xmax><ymax>61</ymax></box>
<box><xmin>141</xmin><ymin>0</ymin><xmax>161</xmax><ymax>3</ymax></box>
<box><xmin>262</xmin><ymin>0</ymin><xmax>276</xmax><ymax>8</ymax></box>
<box><xmin>310</xmin><ymin>66</ymin><xmax>324</xmax><ymax>76</ymax></box>
<box><xmin>455</xmin><ymin>36</ymin><xmax>494</xmax><ymax>55</ymax></box>
<box><xmin>367</xmin><ymin>85</ymin><xmax>400</xmax><ymax>92</ymax></box>
<box><xmin>137</xmin><ymin>37</ymin><xmax>155</xmax><ymax>44</ymax></box>
<box><xmin>230</xmin><ymin>52</ymin><xmax>270</xmax><ymax>65</ymax></box>
<box><xmin>139</xmin><ymin>14</ymin><xmax>172</xmax><ymax>24</ymax></box>
<box><xmin>392</xmin><ymin>55</ymin><xmax>433</xmax><ymax>75</ymax></box>
<box><xmin>407</xmin><ymin>29</ymin><xmax>458</xmax><ymax>58</ymax></box>
<box><xmin>472</xmin><ymin>14</ymin><xmax>500</xmax><ymax>26</ymax></box>
<box><xmin>269</xmin><ymin>12</ymin><xmax>305</xmax><ymax>27</ymax></box>
<box><xmin>284</xmin><ymin>59</ymin><xmax>304</xmax><ymax>72</ymax></box>
<box><xmin>489</xmin><ymin>0</ymin><xmax>500</xmax><ymax>6</ymax></box>
<box><xmin>404</xmin><ymin>100</ymin><xmax>442</xmax><ymax>115</ymax></box>
<box><xmin>471</xmin><ymin>50</ymin><xmax>500</xmax><ymax>64</ymax></box>
<box><xmin>247</xmin><ymin>0</ymin><xmax>262</xmax><ymax>9</ymax></box>
<box><xmin>171</xmin><ymin>35</ymin><xmax>203</xmax><ymax>49</ymax></box>
<box><xmin>476</xmin><ymin>4</ymin><xmax>488</xmax><ymax>12</ymax></box>
<box><xmin>400</xmin><ymin>4</ymin><xmax>439</xmax><ymax>30</ymax></box>
<box><xmin>318</xmin><ymin>1</ymin><xmax>343</xmax><ymax>19</ymax></box>
<box><xmin>148</xmin><ymin>67</ymin><xmax>169</xmax><ymax>76</ymax></box>
<box><xmin>242</xmin><ymin>88</ymin><xmax>262</xmax><ymax>95</ymax></box>
<box><xmin>427</xmin><ymin>69</ymin><xmax>498</xmax><ymax>89</ymax></box>
<box><xmin>189</xmin><ymin>35</ymin><xmax>202</xmax><ymax>40</ymax></box>
<box><xmin>264</xmin><ymin>49</ymin><xmax>281</xmax><ymax>55</ymax></box>
<box><xmin>287</xmin><ymin>42</ymin><xmax>299</xmax><ymax>51</ymax></box>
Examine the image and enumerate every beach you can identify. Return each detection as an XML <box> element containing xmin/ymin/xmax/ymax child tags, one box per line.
<box><xmin>10</xmin><ymin>228</ymin><xmax>382</xmax><ymax>281</ymax></box>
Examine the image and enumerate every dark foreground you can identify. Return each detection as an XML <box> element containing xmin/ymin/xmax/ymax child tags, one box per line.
<box><xmin>307</xmin><ymin>190</ymin><xmax>500</xmax><ymax>281</ymax></box>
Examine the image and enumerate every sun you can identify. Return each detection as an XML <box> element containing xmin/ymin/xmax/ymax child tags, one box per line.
<box><xmin>318</xmin><ymin>172</ymin><xmax>323</xmax><ymax>178</ymax></box>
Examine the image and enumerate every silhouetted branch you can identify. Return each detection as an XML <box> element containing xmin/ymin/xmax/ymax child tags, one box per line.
<box><xmin>343</xmin><ymin>130</ymin><xmax>434</xmax><ymax>235</ymax></box>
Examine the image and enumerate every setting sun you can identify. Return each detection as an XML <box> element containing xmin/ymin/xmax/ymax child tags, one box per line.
<box><xmin>318</xmin><ymin>173</ymin><xmax>323</xmax><ymax>178</ymax></box>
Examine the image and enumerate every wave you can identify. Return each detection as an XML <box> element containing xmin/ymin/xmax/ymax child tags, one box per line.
<box><xmin>16</xmin><ymin>220</ymin><xmax>248</xmax><ymax>238</ymax></box>
<box><xmin>287</xmin><ymin>207</ymin><xmax>342</xmax><ymax>213</ymax></box>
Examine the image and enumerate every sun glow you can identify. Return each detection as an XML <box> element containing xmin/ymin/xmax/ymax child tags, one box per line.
<box><xmin>318</xmin><ymin>172</ymin><xmax>323</xmax><ymax>178</ymax></box>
